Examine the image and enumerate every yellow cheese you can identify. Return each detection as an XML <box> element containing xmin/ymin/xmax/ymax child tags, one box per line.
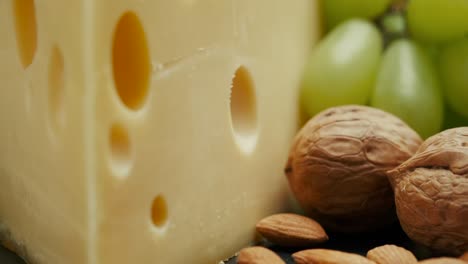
<box><xmin>0</xmin><ymin>0</ymin><xmax>320</xmax><ymax>263</ymax></box>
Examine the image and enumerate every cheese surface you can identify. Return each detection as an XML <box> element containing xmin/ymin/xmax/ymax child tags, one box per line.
<box><xmin>0</xmin><ymin>0</ymin><xmax>320</xmax><ymax>263</ymax></box>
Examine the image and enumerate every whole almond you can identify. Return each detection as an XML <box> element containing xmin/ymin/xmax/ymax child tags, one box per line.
<box><xmin>367</xmin><ymin>244</ymin><xmax>417</xmax><ymax>264</ymax></box>
<box><xmin>293</xmin><ymin>249</ymin><xmax>376</xmax><ymax>264</ymax></box>
<box><xmin>236</xmin><ymin>246</ymin><xmax>285</xmax><ymax>264</ymax></box>
<box><xmin>256</xmin><ymin>213</ymin><xmax>328</xmax><ymax>247</ymax></box>
<box><xmin>460</xmin><ymin>252</ymin><xmax>468</xmax><ymax>262</ymax></box>
<box><xmin>418</xmin><ymin>257</ymin><xmax>467</xmax><ymax>264</ymax></box>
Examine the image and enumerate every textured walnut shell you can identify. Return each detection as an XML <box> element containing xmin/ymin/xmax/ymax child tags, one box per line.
<box><xmin>286</xmin><ymin>105</ymin><xmax>422</xmax><ymax>232</ymax></box>
<box><xmin>388</xmin><ymin>127</ymin><xmax>468</xmax><ymax>256</ymax></box>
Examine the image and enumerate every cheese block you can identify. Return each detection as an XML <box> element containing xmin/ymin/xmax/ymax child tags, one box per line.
<box><xmin>0</xmin><ymin>0</ymin><xmax>320</xmax><ymax>263</ymax></box>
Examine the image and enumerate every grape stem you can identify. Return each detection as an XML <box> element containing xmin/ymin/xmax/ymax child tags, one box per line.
<box><xmin>375</xmin><ymin>0</ymin><xmax>409</xmax><ymax>48</ymax></box>
<box><xmin>390</xmin><ymin>0</ymin><xmax>408</xmax><ymax>12</ymax></box>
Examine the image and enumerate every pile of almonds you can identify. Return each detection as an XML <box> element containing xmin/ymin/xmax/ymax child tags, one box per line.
<box><xmin>236</xmin><ymin>105</ymin><xmax>468</xmax><ymax>264</ymax></box>
<box><xmin>236</xmin><ymin>213</ymin><xmax>468</xmax><ymax>264</ymax></box>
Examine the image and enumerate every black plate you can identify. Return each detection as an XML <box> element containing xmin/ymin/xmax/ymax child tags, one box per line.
<box><xmin>0</xmin><ymin>223</ymin><xmax>434</xmax><ymax>264</ymax></box>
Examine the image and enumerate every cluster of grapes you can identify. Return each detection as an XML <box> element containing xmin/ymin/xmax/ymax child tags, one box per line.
<box><xmin>301</xmin><ymin>0</ymin><xmax>468</xmax><ymax>138</ymax></box>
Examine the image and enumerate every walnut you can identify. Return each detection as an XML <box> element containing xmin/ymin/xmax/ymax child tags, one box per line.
<box><xmin>388</xmin><ymin>127</ymin><xmax>468</xmax><ymax>256</ymax></box>
<box><xmin>285</xmin><ymin>105</ymin><xmax>422</xmax><ymax>232</ymax></box>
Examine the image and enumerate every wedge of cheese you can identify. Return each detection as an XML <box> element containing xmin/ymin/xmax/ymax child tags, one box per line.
<box><xmin>0</xmin><ymin>0</ymin><xmax>320</xmax><ymax>263</ymax></box>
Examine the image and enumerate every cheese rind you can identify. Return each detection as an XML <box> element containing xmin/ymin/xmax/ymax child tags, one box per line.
<box><xmin>1</xmin><ymin>0</ymin><xmax>90</xmax><ymax>263</ymax></box>
<box><xmin>0</xmin><ymin>0</ymin><xmax>320</xmax><ymax>263</ymax></box>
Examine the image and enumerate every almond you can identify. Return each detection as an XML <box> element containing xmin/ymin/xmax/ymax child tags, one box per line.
<box><xmin>367</xmin><ymin>244</ymin><xmax>417</xmax><ymax>264</ymax></box>
<box><xmin>460</xmin><ymin>252</ymin><xmax>468</xmax><ymax>262</ymax></box>
<box><xmin>293</xmin><ymin>249</ymin><xmax>376</xmax><ymax>264</ymax></box>
<box><xmin>255</xmin><ymin>213</ymin><xmax>328</xmax><ymax>247</ymax></box>
<box><xmin>236</xmin><ymin>246</ymin><xmax>284</xmax><ymax>264</ymax></box>
<box><xmin>418</xmin><ymin>257</ymin><xmax>467</xmax><ymax>264</ymax></box>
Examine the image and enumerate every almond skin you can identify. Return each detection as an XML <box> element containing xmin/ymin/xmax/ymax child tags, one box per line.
<box><xmin>293</xmin><ymin>249</ymin><xmax>376</xmax><ymax>264</ymax></box>
<box><xmin>256</xmin><ymin>213</ymin><xmax>328</xmax><ymax>247</ymax></box>
<box><xmin>236</xmin><ymin>247</ymin><xmax>284</xmax><ymax>264</ymax></box>
<box><xmin>460</xmin><ymin>252</ymin><xmax>468</xmax><ymax>262</ymax></box>
<box><xmin>367</xmin><ymin>244</ymin><xmax>417</xmax><ymax>264</ymax></box>
<box><xmin>418</xmin><ymin>257</ymin><xmax>467</xmax><ymax>264</ymax></box>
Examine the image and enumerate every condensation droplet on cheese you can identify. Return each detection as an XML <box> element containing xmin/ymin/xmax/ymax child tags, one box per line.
<box><xmin>13</xmin><ymin>0</ymin><xmax>37</xmax><ymax>69</ymax></box>
<box><xmin>151</xmin><ymin>62</ymin><xmax>164</xmax><ymax>75</ymax></box>
<box><xmin>112</xmin><ymin>11</ymin><xmax>150</xmax><ymax>111</ymax></box>
<box><xmin>109</xmin><ymin>124</ymin><xmax>133</xmax><ymax>177</ymax></box>
<box><xmin>230</xmin><ymin>66</ymin><xmax>258</xmax><ymax>153</ymax></box>
<box><xmin>48</xmin><ymin>46</ymin><xmax>66</xmax><ymax>131</ymax></box>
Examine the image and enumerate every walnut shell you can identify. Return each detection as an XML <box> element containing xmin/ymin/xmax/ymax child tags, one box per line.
<box><xmin>286</xmin><ymin>105</ymin><xmax>422</xmax><ymax>232</ymax></box>
<box><xmin>388</xmin><ymin>127</ymin><xmax>468</xmax><ymax>256</ymax></box>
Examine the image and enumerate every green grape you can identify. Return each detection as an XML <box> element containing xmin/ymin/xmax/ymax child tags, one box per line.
<box><xmin>370</xmin><ymin>39</ymin><xmax>444</xmax><ymax>138</ymax></box>
<box><xmin>301</xmin><ymin>19</ymin><xmax>382</xmax><ymax>117</ymax></box>
<box><xmin>438</xmin><ymin>37</ymin><xmax>468</xmax><ymax>119</ymax></box>
<box><xmin>323</xmin><ymin>0</ymin><xmax>392</xmax><ymax>30</ymax></box>
<box><xmin>421</xmin><ymin>43</ymin><xmax>440</xmax><ymax>62</ymax></box>
<box><xmin>382</xmin><ymin>13</ymin><xmax>406</xmax><ymax>36</ymax></box>
<box><xmin>407</xmin><ymin>0</ymin><xmax>468</xmax><ymax>44</ymax></box>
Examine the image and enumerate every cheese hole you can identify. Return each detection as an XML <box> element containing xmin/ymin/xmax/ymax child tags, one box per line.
<box><xmin>13</xmin><ymin>0</ymin><xmax>37</xmax><ymax>69</ymax></box>
<box><xmin>48</xmin><ymin>46</ymin><xmax>65</xmax><ymax>130</ymax></box>
<box><xmin>112</xmin><ymin>11</ymin><xmax>150</xmax><ymax>111</ymax></box>
<box><xmin>230</xmin><ymin>66</ymin><xmax>258</xmax><ymax>152</ymax></box>
<box><xmin>109</xmin><ymin>124</ymin><xmax>133</xmax><ymax>177</ymax></box>
<box><xmin>151</xmin><ymin>195</ymin><xmax>168</xmax><ymax>228</ymax></box>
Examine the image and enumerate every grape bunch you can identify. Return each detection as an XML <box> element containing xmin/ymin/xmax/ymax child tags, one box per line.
<box><xmin>301</xmin><ymin>0</ymin><xmax>468</xmax><ymax>138</ymax></box>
